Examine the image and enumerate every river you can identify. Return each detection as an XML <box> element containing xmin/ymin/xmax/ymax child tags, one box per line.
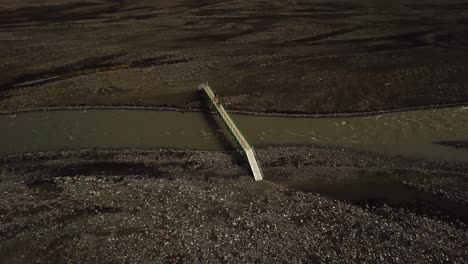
<box><xmin>1</xmin><ymin>107</ymin><xmax>467</xmax><ymax>162</ymax></box>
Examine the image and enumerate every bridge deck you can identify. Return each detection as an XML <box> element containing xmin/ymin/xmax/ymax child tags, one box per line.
<box><xmin>199</xmin><ymin>83</ymin><xmax>263</xmax><ymax>181</ymax></box>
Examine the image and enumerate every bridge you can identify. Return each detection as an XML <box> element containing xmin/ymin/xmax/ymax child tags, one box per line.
<box><xmin>198</xmin><ymin>83</ymin><xmax>264</xmax><ymax>181</ymax></box>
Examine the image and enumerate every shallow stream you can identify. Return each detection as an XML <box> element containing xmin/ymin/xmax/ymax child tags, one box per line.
<box><xmin>1</xmin><ymin>107</ymin><xmax>467</xmax><ymax>163</ymax></box>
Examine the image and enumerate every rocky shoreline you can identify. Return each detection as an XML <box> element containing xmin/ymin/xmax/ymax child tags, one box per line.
<box><xmin>1</xmin><ymin>100</ymin><xmax>468</xmax><ymax>119</ymax></box>
<box><xmin>2</xmin><ymin>0</ymin><xmax>468</xmax><ymax>116</ymax></box>
<box><xmin>1</xmin><ymin>145</ymin><xmax>467</xmax><ymax>263</ymax></box>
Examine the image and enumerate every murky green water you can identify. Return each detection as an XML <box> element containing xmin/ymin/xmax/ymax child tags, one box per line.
<box><xmin>1</xmin><ymin>107</ymin><xmax>467</xmax><ymax>162</ymax></box>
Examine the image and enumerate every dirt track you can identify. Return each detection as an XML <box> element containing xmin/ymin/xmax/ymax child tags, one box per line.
<box><xmin>1</xmin><ymin>0</ymin><xmax>468</xmax><ymax>114</ymax></box>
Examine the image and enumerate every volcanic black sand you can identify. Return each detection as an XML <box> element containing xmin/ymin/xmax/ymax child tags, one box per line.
<box><xmin>1</xmin><ymin>0</ymin><xmax>468</xmax><ymax>263</ymax></box>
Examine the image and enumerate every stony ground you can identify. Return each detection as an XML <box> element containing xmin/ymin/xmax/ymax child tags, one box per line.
<box><xmin>1</xmin><ymin>0</ymin><xmax>468</xmax><ymax>114</ymax></box>
<box><xmin>0</xmin><ymin>146</ymin><xmax>467</xmax><ymax>263</ymax></box>
<box><xmin>1</xmin><ymin>1</ymin><xmax>468</xmax><ymax>263</ymax></box>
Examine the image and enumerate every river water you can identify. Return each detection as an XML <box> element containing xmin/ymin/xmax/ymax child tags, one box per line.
<box><xmin>1</xmin><ymin>107</ymin><xmax>467</xmax><ymax>162</ymax></box>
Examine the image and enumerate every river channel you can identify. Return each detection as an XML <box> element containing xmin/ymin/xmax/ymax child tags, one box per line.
<box><xmin>1</xmin><ymin>107</ymin><xmax>467</xmax><ymax>163</ymax></box>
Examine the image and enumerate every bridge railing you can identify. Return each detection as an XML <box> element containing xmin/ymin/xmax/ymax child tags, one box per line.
<box><xmin>199</xmin><ymin>83</ymin><xmax>263</xmax><ymax>181</ymax></box>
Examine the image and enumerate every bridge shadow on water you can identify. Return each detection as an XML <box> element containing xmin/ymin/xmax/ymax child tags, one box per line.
<box><xmin>197</xmin><ymin>90</ymin><xmax>250</xmax><ymax>171</ymax></box>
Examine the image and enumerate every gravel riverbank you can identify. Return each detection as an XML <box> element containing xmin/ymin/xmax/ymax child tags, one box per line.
<box><xmin>1</xmin><ymin>146</ymin><xmax>467</xmax><ymax>263</ymax></box>
<box><xmin>2</xmin><ymin>0</ymin><xmax>468</xmax><ymax>114</ymax></box>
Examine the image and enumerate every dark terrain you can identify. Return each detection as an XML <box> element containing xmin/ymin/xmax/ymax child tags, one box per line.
<box><xmin>1</xmin><ymin>0</ymin><xmax>468</xmax><ymax>114</ymax></box>
<box><xmin>1</xmin><ymin>146</ymin><xmax>467</xmax><ymax>263</ymax></box>
<box><xmin>1</xmin><ymin>0</ymin><xmax>468</xmax><ymax>263</ymax></box>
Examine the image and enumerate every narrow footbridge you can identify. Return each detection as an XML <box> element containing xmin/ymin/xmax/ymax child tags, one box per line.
<box><xmin>198</xmin><ymin>83</ymin><xmax>264</xmax><ymax>181</ymax></box>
